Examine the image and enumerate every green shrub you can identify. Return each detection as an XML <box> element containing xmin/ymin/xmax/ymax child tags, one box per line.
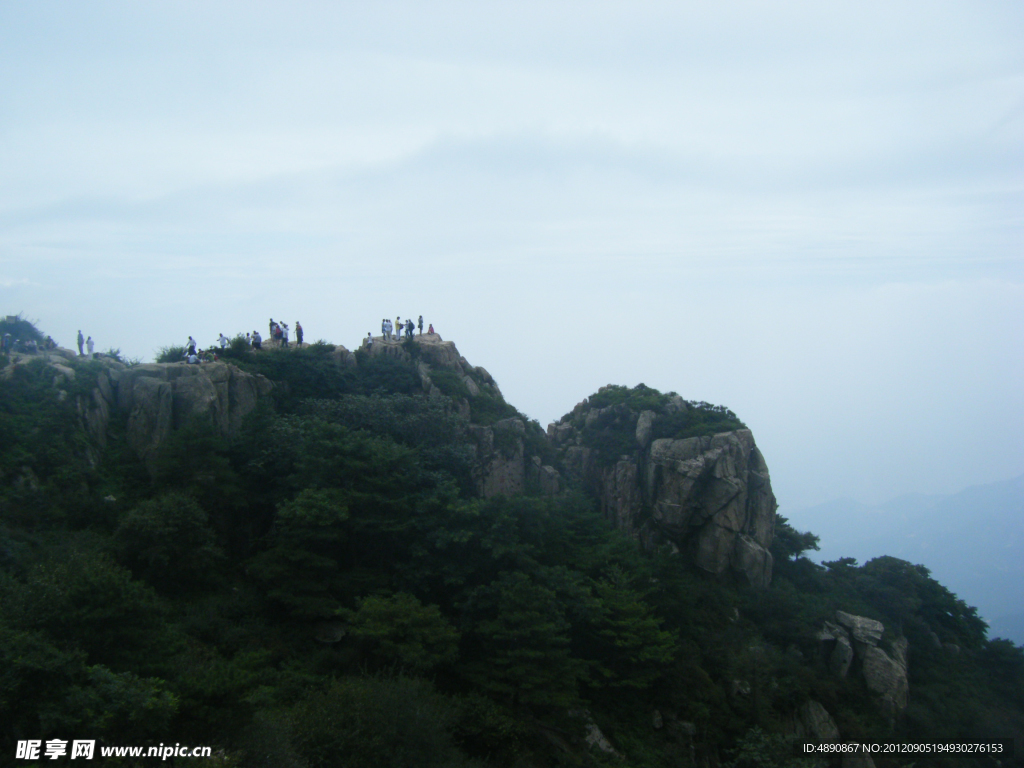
<box><xmin>289</xmin><ymin>676</ymin><xmax>481</xmax><ymax>768</ymax></box>
<box><xmin>429</xmin><ymin>368</ymin><xmax>471</xmax><ymax>400</ymax></box>
<box><xmin>115</xmin><ymin>492</ymin><xmax>225</xmax><ymax>593</ymax></box>
<box><xmin>155</xmin><ymin>345</ymin><xmax>186</xmax><ymax>363</ymax></box>
<box><xmin>346</xmin><ymin>592</ymin><xmax>460</xmax><ymax>672</ymax></box>
<box><xmin>469</xmin><ymin>391</ymin><xmax>518</xmax><ymax>425</ymax></box>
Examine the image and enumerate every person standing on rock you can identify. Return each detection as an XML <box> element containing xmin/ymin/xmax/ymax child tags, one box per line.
<box><xmin>77</xmin><ymin>330</ymin><xmax>84</xmax><ymax>356</ymax></box>
<box><xmin>218</xmin><ymin>333</ymin><xmax>230</xmax><ymax>350</ymax></box>
<box><xmin>295</xmin><ymin>322</ymin><xmax>303</xmax><ymax>347</ymax></box>
<box><xmin>418</xmin><ymin>315</ymin><xmax>423</xmax><ymax>336</ymax></box>
<box><xmin>86</xmin><ymin>336</ymin><xmax>94</xmax><ymax>358</ymax></box>
<box><xmin>406</xmin><ymin>319</ymin><xmax>414</xmax><ymax>339</ymax></box>
<box><xmin>187</xmin><ymin>336</ymin><xmax>197</xmax><ymax>356</ymax></box>
<box><xmin>395</xmin><ymin>317</ymin><xmax>402</xmax><ymax>341</ymax></box>
<box><xmin>252</xmin><ymin>330</ymin><xmax>262</xmax><ymax>350</ymax></box>
<box><xmin>366</xmin><ymin>332</ymin><xmax>373</xmax><ymax>348</ymax></box>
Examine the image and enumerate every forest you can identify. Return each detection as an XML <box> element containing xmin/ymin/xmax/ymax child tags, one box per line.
<box><xmin>1</xmin><ymin>317</ymin><xmax>1021</xmax><ymax>767</ymax></box>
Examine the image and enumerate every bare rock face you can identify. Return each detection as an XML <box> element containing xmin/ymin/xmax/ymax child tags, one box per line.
<box><xmin>647</xmin><ymin>431</ymin><xmax>775</xmax><ymax>586</ymax></box>
<box><xmin>551</xmin><ymin>403</ymin><xmax>778</xmax><ymax>587</ymax></box>
<box><xmin>109</xmin><ymin>362</ymin><xmax>273</xmax><ymax>468</ymax></box>
<box><xmin>469</xmin><ymin>418</ymin><xmax>526</xmax><ymax>497</ymax></box>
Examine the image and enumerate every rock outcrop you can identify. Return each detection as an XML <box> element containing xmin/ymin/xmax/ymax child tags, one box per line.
<box><xmin>818</xmin><ymin>611</ymin><xmax>909</xmax><ymax>718</ymax></box>
<box><xmin>469</xmin><ymin>418</ymin><xmax>526</xmax><ymax>498</ymax></box>
<box><xmin>10</xmin><ymin>350</ymin><xmax>275</xmax><ymax>470</ymax></box>
<box><xmin>361</xmin><ymin>335</ymin><xmax>560</xmax><ymax>498</ymax></box>
<box><xmin>549</xmin><ymin>394</ymin><xmax>777</xmax><ymax>587</ymax></box>
<box><xmin>110</xmin><ymin>363</ymin><xmax>273</xmax><ymax>468</ymax></box>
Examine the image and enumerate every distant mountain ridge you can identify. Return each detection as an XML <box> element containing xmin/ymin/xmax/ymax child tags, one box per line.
<box><xmin>790</xmin><ymin>474</ymin><xmax>1024</xmax><ymax>643</ymax></box>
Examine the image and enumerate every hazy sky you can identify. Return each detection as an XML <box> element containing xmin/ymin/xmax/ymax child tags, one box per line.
<box><xmin>2</xmin><ymin>1</ymin><xmax>1022</xmax><ymax>511</ymax></box>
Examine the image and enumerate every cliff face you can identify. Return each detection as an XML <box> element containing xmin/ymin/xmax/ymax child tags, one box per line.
<box><xmin>15</xmin><ymin>351</ymin><xmax>275</xmax><ymax>470</ymax></box>
<box><xmin>549</xmin><ymin>393</ymin><xmax>777</xmax><ymax>588</ymax></box>
<box><xmin>109</xmin><ymin>363</ymin><xmax>274</xmax><ymax>467</ymax></box>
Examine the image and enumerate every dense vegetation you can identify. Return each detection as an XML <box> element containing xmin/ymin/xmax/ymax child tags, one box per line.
<box><xmin>1</xmin><ymin>326</ymin><xmax>1021</xmax><ymax>767</ymax></box>
<box><xmin>570</xmin><ymin>384</ymin><xmax>747</xmax><ymax>467</ymax></box>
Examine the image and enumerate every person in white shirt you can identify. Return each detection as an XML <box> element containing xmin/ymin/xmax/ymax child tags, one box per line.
<box><xmin>218</xmin><ymin>333</ymin><xmax>230</xmax><ymax>349</ymax></box>
<box><xmin>86</xmin><ymin>336</ymin><xmax>94</xmax><ymax>357</ymax></box>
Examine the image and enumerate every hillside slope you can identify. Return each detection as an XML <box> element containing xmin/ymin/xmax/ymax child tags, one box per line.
<box><xmin>1</xmin><ymin>328</ymin><xmax>1022</xmax><ymax>767</ymax></box>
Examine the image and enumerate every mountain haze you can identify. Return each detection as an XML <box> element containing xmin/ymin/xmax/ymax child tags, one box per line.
<box><xmin>792</xmin><ymin>475</ymin><xmax>1024</xmax><ymax>644</ymax></box>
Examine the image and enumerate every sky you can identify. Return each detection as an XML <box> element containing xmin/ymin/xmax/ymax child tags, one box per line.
<box><xmin>2</xmin><ymin>1</ymin><xmax>1022</xmax><ymax>512</ymax></box>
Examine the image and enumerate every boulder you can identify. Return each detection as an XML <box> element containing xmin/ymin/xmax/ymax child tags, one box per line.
<box><xmin>791</xmin><ymin>700</ymin><xmax>840</xmax><ymax>743</ymax></box>
<box><xmin>836</xmin><ymin>611</ymin><xmax>885</xmax><ymax>646</ymax></box>
<box><xmin>462</xmin><ymin>375</ymin><xmax>481</xmax><ymax>398</ymax></box>
<box><xmin>635</xmin><ymin>409</ymin><xmax>656</xmax><ymax>449</ymax></box>
<box><xmin>817</xmin><ymin>614</ymin><xmax>909</xmax><ymax>716</ymax></box>
<box><xmin>861</xmin><ymin>644</ymin><xmax>909</xmax><ymax>713</ymax></box>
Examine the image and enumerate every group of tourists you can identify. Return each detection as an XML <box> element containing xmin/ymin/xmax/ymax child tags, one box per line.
<box><xmin>266</xmin><ymin>319</ymin><xmax>303</xmax><ymax>349</ymax></box>
<box><xmin>178</xmin><ymin>319</ymin><xmax>309</xmax><ymax>364</ymax></box>
<box><xmin>367</xmin><ymin>315</ymin><xmax>433</xmax><ymax>348</ymax></box>
<box><xmin>379</xmin><ymin>315</ymin><xmax>431</xmax><ymax>341</ymax></box>
<box><xmin>2</xmin><ymin>333</ymin><xmax>59</xmax><ymax>355</ymax></box>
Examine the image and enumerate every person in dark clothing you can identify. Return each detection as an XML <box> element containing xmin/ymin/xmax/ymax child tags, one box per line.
<box><xmin>295</xmin><ymin>322</ymin><xmax>303</xmax><ymax>346</ymax></box>
<box><xmin>77</xmin><ymin>330</ymin><xmax>84</xmax><ymax>355</ymax></box>
<box><xmin>418</xmin><ymin>315</ymin><xmax>423</xmax><ymax>335</ymax></box>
